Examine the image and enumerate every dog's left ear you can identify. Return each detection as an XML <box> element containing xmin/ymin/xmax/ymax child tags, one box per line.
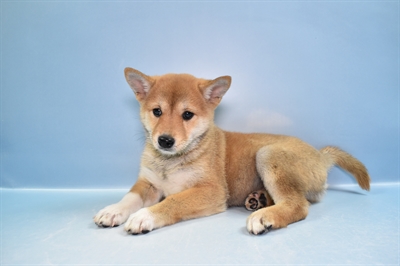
<box><xmin>200</xmin><ymin>76</ymin><xmax>232</xmax><ymax>105</ymax></box>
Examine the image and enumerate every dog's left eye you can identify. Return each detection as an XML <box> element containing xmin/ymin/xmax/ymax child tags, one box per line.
<box><xmin>182</xmin><ymin>111</ymin><xmax>194</xmax><ymax>121</ymax></box>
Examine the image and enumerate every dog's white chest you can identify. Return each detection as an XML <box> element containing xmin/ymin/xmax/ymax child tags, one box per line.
<box><xmin>140</xmin><ymin>166</ymin><xmax>201</xmax><ymax>196</ymax></box>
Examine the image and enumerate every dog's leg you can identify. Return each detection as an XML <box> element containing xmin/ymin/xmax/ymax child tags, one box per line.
<box><xmin>94</xmin><ymin>178</ymin><xmax>162</xmax><ymax>228</ymax></box>
<box><xmin>124</xmin><ymin>184</ymin><xmax>227</xmax><ymax>234</ymax></box>
<box><xmin>246</xmin><ymin>197</ymin><xmax>309</xmax><ymax>235</ymax></box>
<box><xmin>246</xmin><ymin>146</ymin><xmax>310</xmax><ymax>235</ymax></box>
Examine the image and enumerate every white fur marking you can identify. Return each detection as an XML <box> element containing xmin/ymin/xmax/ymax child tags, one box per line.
<box><xmin>140</xmin><ymin>166</ymin><xmax>202</xmax><ymax>197</ymax></box>
<box><xmin>124</xmin><ymin>208</ymin><xmax>155</xmax><ymax>233</ymax></box>
<box><xmin>93</xmin><ymin>192</ymin><xmax>143</xmax><ymax>227</ymax></box>
<box><xmin>246</xmin><ymin>210</ymin><xmax>272</xmax><ymax>235</ymax></box>
<box><xmin>203</xmin><ymin>86</ymin><xmax>213</xmax><ymax>100</ymax></box>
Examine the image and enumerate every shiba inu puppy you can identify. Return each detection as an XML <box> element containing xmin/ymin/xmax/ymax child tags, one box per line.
<box><xmin>94</xmin><ymin>68</ymin><xmax>370</xmax><ymax>235</ymax></box>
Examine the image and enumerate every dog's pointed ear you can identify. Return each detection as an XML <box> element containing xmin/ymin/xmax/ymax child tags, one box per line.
<box><xmin>200</xmin><ymin>76</ymin><xmax>231</xmax><ymax>105</ymax></box>
<box><xmin>124</xmin><ymin>67</ymin><xmax>155</xmax><ymax>101</ymax></box>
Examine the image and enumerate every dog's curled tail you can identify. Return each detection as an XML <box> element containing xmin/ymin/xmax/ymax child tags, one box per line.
<box><xmin>321</xmin><ymin>146</ymin><xmax>370</xmax><ymax>191</ymax></box>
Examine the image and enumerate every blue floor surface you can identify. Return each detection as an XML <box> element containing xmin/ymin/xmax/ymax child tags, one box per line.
<box><xmin>1</xmin><ymin>184</ymin><xmax>399</xmax><ymax>265</ymax></box>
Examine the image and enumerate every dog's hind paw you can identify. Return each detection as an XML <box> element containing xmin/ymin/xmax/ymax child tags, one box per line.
<box><xmin>245</xmin><ymin>190</ymin><xmax>269</xmax><ymax>211</ymax></box>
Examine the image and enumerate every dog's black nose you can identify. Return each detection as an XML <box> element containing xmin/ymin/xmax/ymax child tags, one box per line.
<box><xmin>158</xmin><ymin>135</ymin><xmax>175</xmax><ymax>149</ymax></box>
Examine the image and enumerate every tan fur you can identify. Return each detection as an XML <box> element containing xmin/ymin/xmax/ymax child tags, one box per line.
<box><xmin>93</xmin><ymin>68</ymin><xmax>370</xmax><ymax>235</ymax></box>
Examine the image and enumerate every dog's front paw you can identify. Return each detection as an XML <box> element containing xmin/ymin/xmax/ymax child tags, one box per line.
<box><xmin>124</xmin><ymin>208</ymin><xmax>155</xmax><ymax>235</ymax></box>
<box><xmin>94</xmin><ymin>204</ymin><xmax>132</xmax><ymax>228</ymax></box>
<box><xmin>245</xmin><ymin>190</ymin><xmax>268</xmax><ymax>211</ymax></box>
<box><xmin>246</xmin><ymin>209</ymin><xmax>274</xmax><ymax>235</ymax></box>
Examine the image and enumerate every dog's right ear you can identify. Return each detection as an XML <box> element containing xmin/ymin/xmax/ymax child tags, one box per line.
<box><xmin>124</xmin><ymin>68</ymin><xmax>155</xmax><ymax>101</ymax></box>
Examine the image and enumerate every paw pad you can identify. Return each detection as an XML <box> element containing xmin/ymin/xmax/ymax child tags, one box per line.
<box><xmin>245</xmin><ymin>191</ymin><xmax>268</xmax><ymax>211</ymax></box>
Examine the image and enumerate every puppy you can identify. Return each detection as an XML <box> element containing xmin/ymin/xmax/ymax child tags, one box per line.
<box><xmin>94</xmin><ymin>68</ymin><xmax>370</xmax><ymax>235</ymax></box>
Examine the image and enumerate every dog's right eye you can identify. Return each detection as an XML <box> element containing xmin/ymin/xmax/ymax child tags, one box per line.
<box><xmin>153</xmin><ymin>108</ymin><xmax>162</xmax><ymax>117</ymax></box>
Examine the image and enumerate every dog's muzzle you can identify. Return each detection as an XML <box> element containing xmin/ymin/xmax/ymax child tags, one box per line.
<box><xmin>158</xmin><ymin>135</ymin><xmax>175</xmax><ymax>149</ymax></box>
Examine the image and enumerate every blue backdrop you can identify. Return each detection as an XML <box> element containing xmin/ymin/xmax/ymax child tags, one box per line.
<box><xmin>1</xmin><ymin>1</ymin><xmax>398</xmax><ymax>188</ymax></box>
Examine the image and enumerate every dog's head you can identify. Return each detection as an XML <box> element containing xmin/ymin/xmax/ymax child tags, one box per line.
<box><xmin>124</xmin><ymin>67</ymin><xmax>231</xmax><ymax>156</ymax></box>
